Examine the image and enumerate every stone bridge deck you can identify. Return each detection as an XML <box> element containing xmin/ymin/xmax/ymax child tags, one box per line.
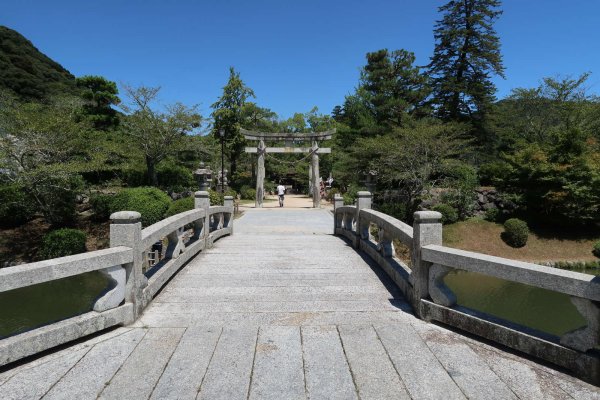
<box><xmin>1</xmin><ymin>209</ymin><xmax>598</xmax><ymax>399</ymax></box>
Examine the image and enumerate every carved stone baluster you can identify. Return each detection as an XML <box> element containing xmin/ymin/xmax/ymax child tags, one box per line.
<box><xmin>377</xmin><ymin>227</ymin><xmax>394</xmax><ymax>258</ymax></box>
<box><xmin>560</xmin><ymin>296</ymin><xmax>599</xmax><ymax>352</ymax></box>
<box><xmin>343</xmin><ymin>212</ymin><xmax>353</xmax><ymax>231</ymax></box>
<box><xmin>165</xmin><ymin>227</ymin><xmax>186</xmax><ymax>259</ymax></box>
<box><xmin>93</xmin><ymin>265</ymin><xmax>126</xmax><ymax>312</ymax></box>
<box><xmin>428</xmin><ymin>263</ymin><xmax>457</xmax><ymax>307</ymax></box>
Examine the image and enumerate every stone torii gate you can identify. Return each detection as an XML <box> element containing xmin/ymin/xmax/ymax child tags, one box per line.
<box><xmin>242</xmin><ymin>128</ymin><xmax>334</xmax><ymax>208</ymax></box>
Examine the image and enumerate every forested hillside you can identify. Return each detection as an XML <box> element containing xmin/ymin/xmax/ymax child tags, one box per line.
<box><xmin>0</xmin><ymin>26</ymin><xmax>77</xmax><ymax>100</ymax></box>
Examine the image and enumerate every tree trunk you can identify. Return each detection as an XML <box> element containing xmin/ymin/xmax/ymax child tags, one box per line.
<box><xmin>146</xmin><ymin>156</ymin><xmax>158</xmax><ymax>186</ymax></box>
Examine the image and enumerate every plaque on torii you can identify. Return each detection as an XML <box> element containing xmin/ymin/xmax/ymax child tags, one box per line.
<box><xmin>242</xmin><ymin>128</ymin><xmax>334</xmax><ymax>208</ymax></box>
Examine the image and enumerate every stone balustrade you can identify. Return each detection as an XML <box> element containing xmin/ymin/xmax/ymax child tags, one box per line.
<box><xmin>0</xmin><ymin>191</ymin><xmax>233</xmax><ymax>367</ymax></box>
<box><xmin>334</xmin><ymin>191</ymin><xmax>599</xmax><ymax>384</ymax></box>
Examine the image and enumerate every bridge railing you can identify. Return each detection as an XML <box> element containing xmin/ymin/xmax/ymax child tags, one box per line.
<box><xmin>0</xmin><ymin>191</ymin><xmax>233</xmax><ymax>367</ymax></box>
<box><xmin>334</xmin><ymin>192</ymin><xmax>599</xmax><ymax>384</ymax></box>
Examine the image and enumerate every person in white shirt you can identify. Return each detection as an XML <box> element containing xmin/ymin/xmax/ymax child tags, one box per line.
<box><xmin>277</xmin><ymin>183</ymin><xmax>286</xmax><ymax>207</ymax></box>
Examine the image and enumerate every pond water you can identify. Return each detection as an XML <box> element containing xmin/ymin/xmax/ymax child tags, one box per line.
<box><xmin>444</xmin><ymin>268</ymin><xmax>598</xmax><ymax>337</ymax></box>
<box><xmin>0</xmin><ymin>264</ymin><xmax>596</xmax><ymax>341</ymax></box>
<box><xmin>0</xmin><ymin>271</ymin><xmax>111</xmax><ymax>339</ymax></box>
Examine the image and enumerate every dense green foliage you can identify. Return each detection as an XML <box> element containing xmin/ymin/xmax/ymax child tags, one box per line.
<box><xmin>0</xmin><ymin>183</ymin><xmax>36</xmax><ymax>227</ymax></box>
<box><xmin>502</xmin><ymin>218</ymin><xmax>529</xmax><ymax>248</ymax></box>
<box><xmin>428</xmin><ymin>0</ymin><xmax>504</xmax><ymax>121</ymax></box>
<box><xmin>433</xmin><ymin>204</ymin><xmax>458</xmax><ymax>225</ymax></box>
<box><xmin>40</xmin><ymin>228</ymin><xmax>87</xmax><ymax>259</ymax></box>
<box><xmin>0</xmin><ymin>26</ymin><xmax>77</xmax><ymax>100</ymax></box>
<box><xmin>109</xmin><ymin>187</ymin><xmax>171</xmax><ymax>227</ymax></box>
<box><xmin>164</xmin><ymin>196</ymin><xmax>194</xmax><ymax>218</ymax></box>
<box><xmin>75</xmin><ymin>75</ymin><xmax>120</xmax><ymax>130</ymax></box>
<box><xmin>593</xmin><ymin>241</ymin><xmax>600</xmax><ymax>258</ymax></box>
<box><xmin>90</xmin><ymin>193</ymin><xmax>114</xmax><ymax>221</ymax></box>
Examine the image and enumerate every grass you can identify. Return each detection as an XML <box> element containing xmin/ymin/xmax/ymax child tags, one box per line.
<box><xmin>442</xmin><ymin>218</ymin><xmax>600</xmax><ymax>262</ymax></box>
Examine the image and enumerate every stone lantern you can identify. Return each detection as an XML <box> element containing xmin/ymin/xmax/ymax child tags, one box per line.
<box><xmin>217</xmin><ymin>168</ymin><xmax>229</xmax><ymax>192</ymax></box>
<box><xmin>193</xmin><ymin>162</ymin><xmax>213</xmax><ymax>191</ymax></box>
<box><xmin>360</xmin><ymin>170</ymin><xmax>378</xmax><ymax>194</ymax></box>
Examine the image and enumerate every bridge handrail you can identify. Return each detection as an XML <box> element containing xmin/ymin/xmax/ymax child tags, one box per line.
<box><xmin>141</xmin><ymin>209</ymin><xmax>205</xmax><ymax>249</ymax></box>
<box><xmin>0</xmin><ymin>247</ymin><xmax>132</xmax><ymax>293</ymax></box>
<box><xmin>0</xmin><ymin>191</ymin><xmax>234</xmax><ymax>368</ymax></box>
<box><xmin>333</xmin><ymin>191</ymin><xmax>599</xmax><ymax>384</ymax></box>
<box><xmin>422</xmin><ymin>244</ymin><xmax>599</xmax><ymax>301</ymax></box>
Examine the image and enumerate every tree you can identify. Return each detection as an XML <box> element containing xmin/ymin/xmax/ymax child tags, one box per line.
<box><xmin>428</xmin><ymin>0</ymin><xmax>505</xmax><ymax>121</ymax></box>
<box><xmin>360</xmin><ymin>49</ymin><xmax>430</xmax><ymax>129</ymax></box>
<box><xmin>211</xmin><ymin>67</ymin><xmax>255</xmax><ymax>176</ymax></box>
<box><xmin>120</xmin><ymin>85</ymin><xmax>201</xmax><ymax>186</ymax></box>
<box><xmin>486</xmin><ymin>74</ymin><xmax>600</xmax><ymax>225</ymax></box>
<box><xmin>76</xmin><ymin>75</ymin><xmax>121</xmax><ymax>130</ymax></box>
<box><xmin>0</xmin><ymin>93</ymin><xmax>91</xmax><ymax>225</ymax></box>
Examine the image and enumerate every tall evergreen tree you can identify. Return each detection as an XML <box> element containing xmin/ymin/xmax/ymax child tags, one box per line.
<box><xmin>211</xmin><ymin>67</ymin><xmax>255</xmax><ymax>176</ymax></box>
<box><xmin>360</xmin><ymin>49</ymin><xmax>430</xmax><ymax>129</ymax></box>
<box><xmin>428</xmin><ymin>0</ymin><xmax>505</xmax><ymax>121</ymax></box>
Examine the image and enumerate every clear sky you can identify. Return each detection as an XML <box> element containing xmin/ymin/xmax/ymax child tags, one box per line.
<box><xmin>2</xmin><ymin>0</ymin><xmax>600</xmax><ymax>120</ymax></box>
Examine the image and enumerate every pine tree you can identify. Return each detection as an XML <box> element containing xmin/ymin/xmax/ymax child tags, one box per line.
<box><xmin>211</xmin><ymin>67</ymin><xmax>255</xmax><ymax>175</ymax></box>
<box><xmin>428</xmin><ymin>0</ymin><xmax>505</xmax><ymax>121</ymax></box>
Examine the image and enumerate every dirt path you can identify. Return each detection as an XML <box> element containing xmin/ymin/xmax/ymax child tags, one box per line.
<box><xmin>239</xmin><ymin>194</ymin><xmax>333</xmax><ymax>210</ymax></box>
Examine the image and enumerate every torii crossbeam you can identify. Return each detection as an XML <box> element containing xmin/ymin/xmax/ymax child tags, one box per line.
<box><xmin>242</xmin><ymin>128</ymin><xmax>334</xmax><ymax>208</ymax></box>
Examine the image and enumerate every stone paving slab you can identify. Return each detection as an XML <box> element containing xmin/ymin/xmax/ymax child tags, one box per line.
<box><xmin>248</xmin><ymin>326</ymin><xmax>305</xmax><ymax>400</ymax></box>
<box><xmin>0</xmin><ymin>208</ymin><xmax>598</xmax><ymax>399</ymax></box>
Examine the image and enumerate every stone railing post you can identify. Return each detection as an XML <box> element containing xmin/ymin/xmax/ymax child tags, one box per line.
<box><xmin>109</xmin><ymin>211</ymin><xmax>144</xmax><ymax>320</ymax></box>
<box><xmin>333</xmin><ymin>194</ymin><xmax>343</xmax><ymax>233</ymax></box>
<box><xmin>354</xmin><ymin>191</ymin><xmax>372</xmax><ymax>248</ymax></box>
<box><xmin>195</xmin><ymin>190</ymin><xmax>210</xmax><ymax>237</ymax></box>
<box><xmin>224</xmin><ymin>195</ymin><xmax>234</xmax><ymax>233</ymax></box>
<box><xmin>411</xmin><ymin>211</ymin><xmax>442</xmax><ymax>319</ymax></box>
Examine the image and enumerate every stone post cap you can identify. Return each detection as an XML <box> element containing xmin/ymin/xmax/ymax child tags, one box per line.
<box><xmin>357</xmin><ymin>191</ymin><xmax>372</xmax><ymax>198</ymax></box>
<box><xmin>110</xmin><ymin>211</ymin><xmax>142</xmax><ymax>224</ymax></box>
<box><xmin>413</xmin><ymin>211</ymin><xmax>442</xmax><ymax>223</ymax></box>
<box><xmin>195</xmin><ymin>191</ymin><xmax>209</xmax><ymax>198</ymax></box>
<box><xmin>224</xmin><ymin>196</ymin><xmax>234</xmax><ymax>200</ymax></box>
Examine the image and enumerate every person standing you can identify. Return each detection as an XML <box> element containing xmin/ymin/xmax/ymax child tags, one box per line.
<box><xmin>277</xmin><ymin>183</ymin><xmax>286</xmax><ymax>207</ymax></box>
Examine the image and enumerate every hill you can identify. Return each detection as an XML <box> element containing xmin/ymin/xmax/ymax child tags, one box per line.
<box><xmin>0</xmin><ymin>26</ymin><xmax>77</xmax><ymax>100</ymax></box>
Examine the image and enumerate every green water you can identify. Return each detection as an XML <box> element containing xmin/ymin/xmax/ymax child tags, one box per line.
<box><xmin>444</xmin><ymin>269</ymin><xmax>595</xmax><ymax>337</ymax></box>
<box><xmin>0</xmin><ymin>271</ymin><xmax>111</xmax><ymax>339</ymax></box>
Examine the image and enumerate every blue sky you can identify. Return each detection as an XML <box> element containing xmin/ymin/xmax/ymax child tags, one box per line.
<box><xmin>2</xmin><ymin>0</ymin><xmax>600</xmax><ymax>120</ymax></box>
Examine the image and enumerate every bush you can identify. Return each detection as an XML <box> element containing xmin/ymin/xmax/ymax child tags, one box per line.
<box><xmin>39</xmin><ymin>228</ymin><xmax>87</xmax><ymax>259</ymax></box>
<box><xmin>165</xmin><ymin>196</ymin><xmax>194</xmax><ymax>218</ymax></box>
<box><xmin>484</xmin><ymin>207</ymin><xmax>501</xmax><ymax>223</ymax></box>
<box><xmin>240</xmin><ymin>186</ymin><xmax>256</xmax><ymax>200</ymax></box>
<box><xmin>343</xmin><ymin>184</ymin><xmax>361</xmax><ymax>205</ymax></box>
<box><xmin>593</xmin><ymin>241</ymin><xmax>600</xmax><ymax>258</ymax></box>
<box><xmin>0</xmin><ymin>184</ymin><xmax>36</xmax><ymax>227</ymax></box>
<box><xmin>433</xmin><ymin>203</ymin><xmax>458</xmax><ymax>225</ymax></box>
<box><xmin>90</xmin><ymin>193</ymin><xmax>114</xmax><ymax>221</ymax></box>
<box><xmin>109</xmin><ymin>187</ymin><xmax>171</xmax><ymax>227</ymax></box>
<box><xmin>502</xmin><ymin>218</ymin><xmax>529</xmax><ymax>248</ymax></box>
<box><xmin>156</xmin><ymin>162</ymin><xmax>195</xmax><ymax>190</ymax></box>
<box><xmin>121</xmin><ymin>167</ymin><xmax>147</xmax><ymax>187</ymax></box>
<box><xmin>208</xmin><ymin>189</ymin><xmax>223</xmax><ymax>206</ymax></box>
<box><xmin>326</xmin><ymin>188</ymin><xmax>340</xmax><ymax>202</ymax></box>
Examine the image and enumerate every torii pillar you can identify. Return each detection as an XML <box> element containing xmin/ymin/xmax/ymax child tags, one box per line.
<box><xmin>256</xmin><ymin>139</ymin><xmax>265</xmax><ymax>208</ymax></box>
<box><xmin>311</xmin><ymin>140</ymin><xmax>320</xmax><ymax>208</ymax></box>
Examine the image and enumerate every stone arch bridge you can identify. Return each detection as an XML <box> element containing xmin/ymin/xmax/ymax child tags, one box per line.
<box><xmin>0</xmin><ymin>192</ymin><xmax>598</xmax><ymax>399</ymax></box>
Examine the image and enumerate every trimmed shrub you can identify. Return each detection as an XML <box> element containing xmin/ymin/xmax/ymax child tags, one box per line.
<box><xmin>165</xmin><ymin>196</ymin><xmax>194</xmax><ymax>218</ymax></box>
<box><xmin>502</xmin><ymin>218</ymin><xmax>529</xmax><ymax>248</ymax></box>
<box><xmin>433</xmin><ymin>203</ymin><xmax>458</xmax><ymax>225</ymax></box>
<box><xmin>0</xmin><ymin>184</ymin><xmax>36</xmax><ymax>227</ymax></box>
<box><xmin>122</xmin><ymin>167</ymin><xmax>147</xmax><ymax>187</ymax></box>
<box><xmin>109</xmin><ymin>187</ymin><xmax>171</xmax><ymax>227</ymax></box>
<box><xmin>208</xmin><ymin>189</ymin><xmax>223</xmax><ymax>206</ymax></box>
<box><xmin>156</xmin><ymin>162</ymin><xmax>195</xmax><ymax>190</ymax></box>
<box><xmin>593</xmin><ymin>241</ymin><xmax>600</xmax><ymax>258</ymax></box>
<box><xmin>241</xmin><ymin>187</ymin><xmax>256</xmax><ymax>200</ymax></box>
<box><xmin>484</xmin><ymin>207</ymin><xmax>501</xmax><ymax>223</ymax></box>
<box><xmin>40</xmin><ymin>228</ymin><xmax>87</xmax><ymax>259</ymax></box>
<box><xmin>343</xmin><ymin>184</ymin><xmax>360</xmax><ymax>205</ymax></box>
<box><xmin>90</xmin><ymin>193</ymin><xmax>114</xmax><ymax>221</ymax></box>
